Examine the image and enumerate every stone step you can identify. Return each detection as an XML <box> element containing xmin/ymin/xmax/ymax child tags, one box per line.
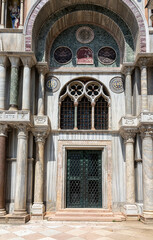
<box><xmin>48</xmin><ymin>216</ymin><xmax>123</xmax><ymax>222</ymax></box>
<box><xmin>58</xmin><ymin>208</ymin><xmax>110</xmax><ymax>213</ymax></box>
<box><xmin>55</xmin><ymin>212</ymin><xmax>114</xmax><ymax>217</ymax></box>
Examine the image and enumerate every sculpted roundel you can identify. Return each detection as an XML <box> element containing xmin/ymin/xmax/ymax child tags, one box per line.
<box><xmin>46</xmin><ymin>76</ymin><xmax>60</xmax><ymax>92</ymax></box>
<box><xmin>98</xmin><ymin>47</ymin><xmax>116</xmax><ymax>65</ymax></box>
<box><xmin>109</xmin><ymin>77</ymin><xmax>124</xmax><ymax>94</ymax></box>
<box><xmin>76</xmin><ymin>27</ymin><xmax>94</xmax><ymax>44</ymax></box>
<box><xmin>54</xmin><ymin>46</ymin><xmax>72</xmax><ymax>64</ymax></box>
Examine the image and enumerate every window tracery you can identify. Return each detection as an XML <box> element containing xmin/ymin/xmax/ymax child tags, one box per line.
<box><xmin>59</xmin><ymin>80</ymin><xmax>110</xmax><ymax>130</ymax></box>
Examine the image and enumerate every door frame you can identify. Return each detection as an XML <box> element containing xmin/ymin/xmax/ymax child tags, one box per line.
<box><xmin>56</xmin><ymin>140</ymin><xmax>112</xmax><ymax>210</ymax></box>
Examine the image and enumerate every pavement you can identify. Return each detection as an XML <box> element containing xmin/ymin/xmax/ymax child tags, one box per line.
<box><xmin>0</xmin><ymin>220</ymin><xmax>153</xmax><ymax>240</ymax></box>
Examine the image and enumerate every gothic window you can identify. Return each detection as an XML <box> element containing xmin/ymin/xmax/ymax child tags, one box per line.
<box><xmin>60</xmin><ymin>96</ymin><xmax>74</xmax><ymax>129</ymax></box>
<box><xmin>95</xmin><ymin>96</ymin><xmax>108</xmax><ymax>130</ymax></box>
<box><xmin>77</xmin><ymin>97</ymin><xmax>91</xmax><ymax>130</ymax></box>
<box><xmin>59</xmin><ymin>79</ymin><xmax>110</xmax><ymax>130</ymax></box>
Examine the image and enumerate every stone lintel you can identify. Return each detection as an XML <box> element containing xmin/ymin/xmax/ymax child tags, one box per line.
<box><xmin>0</xmin><ymin>110</ymin><xmax>32</xmax><ymax>126</ymax></box>
<box><xmin>0</xmin><ymin>52</ymin><xmax>37</xmax><ymax>66</ymax></box>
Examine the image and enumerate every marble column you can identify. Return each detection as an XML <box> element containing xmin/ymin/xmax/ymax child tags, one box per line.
<box><xmin>0</xmin><ymin>124</ymin><xmax>7</xmax><ymax>216</ymax></box>
<box><xmin>74</xmin><ymin>102</ymin><xmax>78</xmax><ymax>130</ymax></box>
<box><xmin>91</xmin><ymin>102</ymin><xmax>95</xmax><ymax>130</ymax></box>
<box><xmin>37</xmin><ymin>63</ymin><xmax>48</xmax><ymax>116</ymax></box>
<box><xmin>0</xmin><ymin>0</ymin><xmax>6</xmax><ymax>28</ymax></box>
<box><xmin>19</xmin><ymin>0</ymin><xmax>24</xmax><ymax>29</ymax></box>
<box><xmin>140</xmin><ymin>127</ymin><xmax>153</xmax><ymax>221</ymax></box>
<box><xmin>139</xmin><ymin>58</ymin><xmax>150</xmax><ymax>112</ymax></box>
<box><xmin>0</xmin><ymin>56</ymin><xmax>7</xmax><ymax>110</ymax></box>
<box><xmin>31</xmin><ymin>132</ymin><xmax>47</xmax><ymax>217</ymax></box>
<box><xmin>9</xmin><ymin>57</ymin><xmax>20</xmax><ymax>110</ymax></box>
<box><xmin>13</xmin><ymin>125</ymin><xmax>28</xmax><ymax>216</ymax></box>
<box><xmin>122</xmin><ymin>130</ymin><xmax>138</xmax><ymax>218</ymax></box>
<box><xmin>21</xmin><ymin>56</ymin><xmax>34</xmax><ymax>110</ymax></box>
<box><xmin>125</xmin><ymin>67</ymin><xmax>133</xmax><ymax>116</ymax></box>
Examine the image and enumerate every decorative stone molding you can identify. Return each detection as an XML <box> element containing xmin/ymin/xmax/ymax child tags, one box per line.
<box><xmin>119</xmin><ymin>116</ymin><xmax>138</xmax><ymax>128</ymax></box>
<box><xmin>0</xmin><ymin>124</ymin><xmax>7</xmax><ymax>137</ymax></box>
<box><xmin>34</xmin><ymin>115</ymin><xmax>49</xmax><ymax>126</ymax></box>
<box><xmin>0</xmin><ymin>110</ymin><xmax>31</xmax><ymax>125</ymax></box>
<box><xmin>139</xmin><ymin>125</ymin><xmax>153</xmax><ymax>139</ymax></box>
<box><xmin>16</xmin><ymin>124</ymin><xmax>28</xmax><ymax>139</ymax></box>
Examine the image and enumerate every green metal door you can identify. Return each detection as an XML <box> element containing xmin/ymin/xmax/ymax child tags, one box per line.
<box><xmin>66</xmin><ymin>150</ymin><xmax>102</xmax><ymax>208</ymax></box>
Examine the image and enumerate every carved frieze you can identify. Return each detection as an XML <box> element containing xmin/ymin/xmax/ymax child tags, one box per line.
<box><xmin>120</xmin><ymin>117</ymin><xmax>138</xmax><ymax>128</ymax></box>
<box><xmin>0</xmin><ymin>111</ymin><xmax>31</xmax><ymax>125</ymax></box>
<box><xmin>34</xmin><ymin>115</ymin><xmax>49</xmax><ymax>127</ymax></box>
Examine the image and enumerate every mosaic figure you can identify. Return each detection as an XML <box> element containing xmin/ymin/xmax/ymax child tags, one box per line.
<box><xmin>9</xmin><ymin>0</ymin><xmax>20</xmax><ymax>29</ymax></box>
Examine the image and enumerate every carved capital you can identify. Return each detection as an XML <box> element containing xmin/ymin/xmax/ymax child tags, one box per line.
<box><xmin>9</xmin><ymin>56</ymin><xmax>20</xmax><ymax>68</ymax></box>
<box><xmin>0</xmin><ymin>124</ymin><xmax>8</xmax><ymax>137</ymax></box>
<box><xmin>124</xmin><ymin>66</ymin><xmax>134</xmax><ymax>76</ymax></box>
<box><xmin>17</xmin><ymin>124</ymin><xmax>28</xmax><ymax>138</ymax></box>
<box><xmin>138</xmin><ymin>57</ymin><xmax>151</xmax><ymax>69</ymax></box>
<box><xmin>0</xmin><ymin>55</ymin><xmax>8</xmax><ymax>67</ymax></box>
<box><xmin>33</xmin><ymin>132</ymin><xmax>48</xmax><ymax>144</ymax></box>
<box><xmin>36</xmin><ymin>62</ymin><xmax>49</xmax><ymax>75</ymax></box>
<box><xmin>139</xmin><ymin>125</ymin><xmax>153</xmax><ymax>139</ymax></box>
<box><xmin>120</xmin><ymin>129</ymin><xmax>137</xmax><ymax>143</ymax></box>
<box><xmin>21</xmin><ymin>56</ymin><xmax>35</xmax><ymax>68</ymax></box>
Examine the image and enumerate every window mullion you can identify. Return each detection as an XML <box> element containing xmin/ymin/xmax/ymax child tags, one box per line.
<box><xmin>91</xmin><ymin>101</ymin><xmax>95</xmax><ymax>130</ymax></box>
<box><xmin>74</xmin><ymin>101</ymin><xmax>78</xmax><ymax>130</ymax></box>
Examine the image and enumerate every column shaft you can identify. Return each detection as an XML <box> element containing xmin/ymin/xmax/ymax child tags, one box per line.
<box><xmin>0</xmin><ymin>135</ymin><xmax>6</xmax><ymax>215</ymax></box>
<box><xmin>38</xmin><ymin>73</ymin><xmax>45</xmax><ymax>115</ymax></box>
<box><xmin>125</xmin><ymin>140</ymin><xmax>135</xmax><ymax>204</ymax></box>
<box><xmin>91</xmin><ymin>103</ymin><xmax>95</xmax><ymax>130</ymax></box>
<box><xmin>142</xmin><ymin>134</ymin><xmax>153</xmax><ymax>211</ymax></box>
<box><xmin>22</xmin><ymin>65</ymin><xmax>31</xmax><ymax>110</ymax></box>
<box><xmin>0</xmin><ymin>58</ymin><xmax>7</xmax><ymax>110</ymax></box>
<box><xmin>34</xmin><ymin>140</ymin><xmax>44</xmax><ymax>203</ymax></box>
<box><xmin>141</xmin><ymin>65</ymin><xmax>148</xmax><ymax>112</ymax></box>
<box><xmin>0</xmin><ymin>0</ymin><xmax>5</xmax><ymax>28</ymax></box>
<box><xmin>14</xmin><ymin>126</ymin><xmax>28</xmax><ymax>215</ymax></box>
<box><xmin>74</xmin><ymin>102</ymin><xmax>78</xmax><ymax>130</ymax></box>
<box><xmin>19</xmin><ymin>0</ymin><xmax>24</xmax><ymax>28</ymax></box>
<box><xmin>125</xmin><ymin>69</ymin><xmax>132</xmax><ymax>115</ymax></box>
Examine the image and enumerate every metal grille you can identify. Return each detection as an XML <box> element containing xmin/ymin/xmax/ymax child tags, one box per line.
<box><xmin>77</xmin><ymin>97</ymin><xmax>91</xmax><ymax>129</ymax></box>
<box><xmin>60</xmin><ymin>96</ymin><xmax>74</xmax><ymax>129</ymax></box>
<box><xmin>66</xmin><ymin>150</ymin><xmax>102</xmax><ymax>208</ymax></box>
<box><xmin>95</xmin><ymin>96</ymin><xmax>108</xmax><ymax>130</ymax></box>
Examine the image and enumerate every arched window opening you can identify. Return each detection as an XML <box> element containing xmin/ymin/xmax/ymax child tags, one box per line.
<box><xmin>95</xmin><ymin>96</ymin><xmax>108</xmax><ymax>130</ymax></box>
<box><xmin>60</xmin><ymin>96</ymin><xmax>74</xmax><ymax>130</ymax></box>
<box><xmin>77</xmin><ymin>97</ymin><xmax>91</xmax><ymax>130</ymax></box>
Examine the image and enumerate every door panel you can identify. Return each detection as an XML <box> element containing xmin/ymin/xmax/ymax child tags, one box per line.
<box><xmin>66</xmin><ymin>150</ymin><xmax>102</xmax><ymax>208</ymax></box>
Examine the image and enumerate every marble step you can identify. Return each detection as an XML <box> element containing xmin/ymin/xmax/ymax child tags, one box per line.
<box><xmin>58</xmin><ymin>208</ymin><xmax>111</xmax><ymax>213</ymax></box>
<box><xmin>48</xmin><ymin>215</ymin><xmax>123</xmax><ymax>222</ymax></box>
<box><xmin>55</xmin><ymin>212</ymin><xmax>114</xmax><ymax>217</ymax></box>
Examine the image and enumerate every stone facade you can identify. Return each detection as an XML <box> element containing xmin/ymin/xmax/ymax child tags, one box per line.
<box><xmin>0</xmin><ymin>0</ymin><xmax>153</xmax><ymax>224</ymax></box>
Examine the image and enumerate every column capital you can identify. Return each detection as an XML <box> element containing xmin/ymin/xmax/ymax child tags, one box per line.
<box><xmin>9</xmin><ymin>56</ymin><xmax>20</xmax><ymax>68</ymax></box>
<box><xmin>139</xmin><ymin>125</ymin><xmax>153</xmax><ymax>138</ymax></box>
<box><xmin>0</xmin><ymin>124</ymin><xmax>7</xmax><ymax>137</ymax></box>
<box><xmin>0</xmin><ymin>55</ymin><xmax>8</xmax><ymax>67</ymax></box>
<box><xmin>120</xmin><ymin>129</ymin><xmax>137</xmax><ymax>143</ymax></box>
<box><xmin>21</xmin><ymin>56</ymin><xmax>35</xmax><ymax>68</ymax></box>
<box><xmin>123</xmin><ymin>66</ymin><xmax>134</xmax><ymax>75</ymax></box>
<box><xmin>36</xmin><ymin>62</ymin><xmax>49</xmax><ymax>75</ymax></box>
<box><xmin>138</xmin><ymin>57</ymin><xmax>151</xmax><ymax>69</ymax></box>
<box><xmin>17</xmin><ymin>124</ymin><xmax>28</xmax><ymax>138</ymax></box>
<box><xmin>33</xmin><ymin>131</ymin><xmax>48</xmax><ymax>144</ymax></box>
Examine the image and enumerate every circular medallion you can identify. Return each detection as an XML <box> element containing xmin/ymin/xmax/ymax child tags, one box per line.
<box><xmin>109</xmin><ymin>77</ymin><xmax>124</xmax><ymax>94</ymax></box>
<box><xmin>76</xmin><ymin>27</ymin><xmax>94</xmax><ymax>44</ymax></box>
<box><xmin>98</xmin><ymin>47</ymin><xmax>116</xmax><ymax>65</ymax></box>
<box><xmin>46</xmin><ymin>76</ymin><xmax>60</xmax><ymax>92</ymax></box>
<box><xmin>54</xmin><ymin>46</ymin><xmax>72</xmax><ymax>64</ymax></box>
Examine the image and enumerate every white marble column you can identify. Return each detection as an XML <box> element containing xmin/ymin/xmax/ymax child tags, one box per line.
<box><xmin>31</xmin><ymin>132</ymin><xmax>47</xmax><ymax>218</ymax></box>
<box><xmin>13</xmin><ymin>125</ymin><xmax>28</xmax><ymax>216</ymax></box>
<box><xmin>0</xmin><ymin>0</ymin><xmax>6</xmax><ymax>28</ymax></box>
<box><xmin>21</xmin><ymin>56</ymin><xmax>34</xmax><ymax>111</ymax></box>
<box><xmin>0</xmin><ymin>56</ymin><xmax>7</xmax><ymax>110</ymax></box>
<box><xmin>91</xmin><ymin>102</ymin><xmax>95</xmax><ymax>130</ymax></box>
<box><xmin>37</xmin><ymin>63</ymin><xmax>48</xmax><ymax>116</ymax></box>
<box><xmin>121</xmin><ymin>130</ymin><xmax>138</xmax><ymax>218</ymax></box>
<box><xmin>139</xmin><ymin>58</ymin><xmax>150</xmax><ymax>112</ymax></box>
<box><xmin>19</xmin><ymin>0</ymin><xmax>24</xmax><ymax>29</ymax></box>
<box><xmin>124</xmin><ymin>67</ymin><xmax>133</xmax><ymax>116</ymax></box>
<box><xmin>140</xmin><ymin>126</ymin><xmax>153</xmax><ymax>221</ymax></box>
